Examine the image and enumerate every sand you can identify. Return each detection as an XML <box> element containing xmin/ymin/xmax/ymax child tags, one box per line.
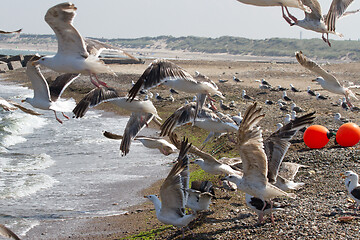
<box><xmin>2</xmin><ymin>53</ymin><xmax>360</xmax><ymax>239</ymax></box>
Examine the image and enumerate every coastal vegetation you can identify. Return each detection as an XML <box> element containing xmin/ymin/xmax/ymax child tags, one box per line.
<box><xmin>1</xmin><ymin>34</ymin><xmax>359</xmax><ymax>60</ymax></box>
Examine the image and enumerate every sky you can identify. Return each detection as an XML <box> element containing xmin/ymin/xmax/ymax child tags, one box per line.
<box><xmin>1</xmin><ymin>0</ymin><xmax>360</xmax><ymax>41</ymax></box>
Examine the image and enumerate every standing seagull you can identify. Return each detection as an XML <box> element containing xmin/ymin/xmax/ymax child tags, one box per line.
<box><xmin>307</xmin><ymin>86</ymin><xmax>316</xmax><ymax>96</ymax></box>
<box><xmin>334</xmin><ymin>112</ymin><xmax>349</xmax><ymax>125</ymax></box>
<box><xmin>296</xmin><ymin>51</ymin><xmax>358</xmax><ymax>106</ymax></box>
<box><xmin>316</xmin><ymin>93</ymin><xmax>328</xmax><ymax>100</ymax></box>
<box><xmin>242</xmin><ymin>90</ymin><xmax>255</xmax><ymax>101</ymax></box>
<box><xmin>144</xmin><ymin>138</ymin><xmax>197</xmax><ymax>237</ymax></box>
<box><xmin>290</xmin><ymin>84</ymin><xmax>300</xmax><ymax>92</ymax></box>
<box><xmin>342</xmin><ymin>171</ymin><xmax>360</xmax><ymax>210</ymax></box>
<box><xmin>288</xmin><ymin>0</ymin><xmax>359</xmax><ymax>46</ymax></box>
<box><xmin>22</xmin><ymin>56</ymin><xmax>79</xmax><ymax>124</ymax></box>
<box><xmin>235</xmin><ymin>0</ymin><xmax>311</xmax><ymax>26</ymax></box>
<box><xmin>282</xmin><ymin>91</ymin><xmax>292</xmax><ymax>101</ymax></box>
<box><xmin>36</xmin><ymin>2</ymin><xmax>134</xmax><ymax>88</ymax></box>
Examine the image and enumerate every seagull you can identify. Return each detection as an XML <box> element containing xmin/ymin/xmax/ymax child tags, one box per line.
<box><xmin>0</xmin><ymin>97</ymin><xmax>42</xmax><ymax>115</ymax></box>
<box><xmin>160</xmin><ymin>102</ymin><xmax>238</xmax><ymax>138</ymax></box>
<box><xmin>245</xmin><ymin>193</ymin><xmax>285</xmax><ymax>224</ymax></box>
<box><xmin>220</xmin><ymin>100</ymin><xmax>233</xmax><ymax>111</ymax></box>
<box><xmin>290</xmin><ymin>84</ymin><xmax>300</xmax><ymax>92</ymax></box>
<box><xmin>276</xmin><ymin>123</ymin><xmax>283</xmax><ymax>130</ymax></box>
<box><xmin>342</xmin><ymin>171</ymin><xmax>360</xmax><ymax>210</ymax></box>
<box><xmin>282</xmin><ymin>91</ymin><xmax>292</xmax><ymax>101</ymax></box>
<box><xmin>144</xmin><ymin>138</ymin><xmax>197</xmax><ymax>237</ymax></box>
<box><xmin>259</xmin><ymin>84</ymin><xmax>271</xmax><ymax>90</ymax></box>
<box><xmin>0</xmin><ymin>224</ymin><xmax>20</xmax><ymax>240</ymax></box>
<box><xmin>265</xmin><ymin>100</ymin><xmax>274</xmax><ymax>105</ymax></box>
<box><xmin>316</xmin><ymin>93</ymin><xmax>328</xmax><ymax>100</ymax></box>
<box><xmin>224</xmin><ymin>103</ymin><xmax>296</xmax><ymax>204</ymax></box>
<box><xmin>334</xmin><ymin>112</ymin><xmax>349</xmax><ymax>125</ymax></box>
<box><xmin>235</xmin><ymin>0</ymin><xmax>311</xmax><ymax>27</ymax></box>
<box><xmin>291</xmin><ymin>103</ymin><xmax>304</xmax><ymax>113</ymax></box>
<box><xmin>127</xmin><ymin>59</ymin><xmax>224</xmax><ymax>123</ymax></box>
<box><xmin>186</xmin><ymin>189</ymin><xmax>214</xmax><ymax>212</ymax></box>
<box><xmin>229</xmin><ymin>100</ymin><xmax>236</xmax><ymax>108</ymax></box>
<box><xmin>277</xmin><ymin>85</ymin><xmax>287</xmax><ymax>91</ymax></box>
<box><xmin>296</xmin><ymin>51</ymin><xmax>359</xmax><ymax>106</ymax></box>
<box><xmin>284</xmin><ymin>114</ymin><xmax>291</xmax><ymax>124</ymax></box>
<box><xmin>72</xmin><ymin>87</ymin><xmax>160</xmax><ymax>119</ymax></box>
<box><xmin>170</xmin><ymin>88</ymin><xmax>179</xmax><ymax>94</ymax></box>
<box><xmin>219</xmin><ymin>79</ymin><xmax>228</xmax><ymax>83</ymax></box>
<box><xmin>36</xmin><ymin>2</ymin><xmax>135</xmax><ymax>88</ymax></box>
<box><xmin>232</xmin><ymin>112</ymin><xmax>243</xmax><ymax>125</ymax></box>
<box><xmin>341</xmin><ymin>97</ymin><xmax>350</xmax><ymax>110</ymax></box>
<box><xmin>242</xmin><ymin>90</ymin><xmax>255</xmax><ymax>101</ymax></box>
<box><xmin>291</xmin><ymin>110</ymin><xmax>297</xmax><ymax>120</ymax></box>
<box><xmin>103</xmin><ymin>132</ymin><xmax>177</xmax><ymax>156</ymax></box>
<box><xmin>261</xmin><ymin>79</ymin><xmax>271</xmax><ymax>86</ymax></box>
<box><xmin>233</xmin><ymin>76</ymin><xmax>242</xmax><ymax>83</ymax></box>
<box><xmin>278</xmin><ymin>102</ymin><xmax>288</xmax><ymax>112</ymax></box>
<box><xmin>307</xmin><ymin>86</ymin><xmax>316</xmax><ymax>96</ymax></box>
<box><xmin>288</xmin><ymin>0</ymin><xmax>359</xmax><ymax>46</ymax></box>
<box><xmin>0</xmin><ymin>28</ymin><xmax>22</xmax><ymax>35</ymax></box>
<box><xmin>22</xmin><ymin>56</ymin><xmax>78</xmax><ymax>124</ymax></box>
<box><xmin>224</xmin><ymin>105</ymin><xmax>315</xmax><ymax>222</ymax></box>
<box><xmin>155</xmin><ymin>93</ymin><xmax>164</xmax><ymax>101</ymax></box>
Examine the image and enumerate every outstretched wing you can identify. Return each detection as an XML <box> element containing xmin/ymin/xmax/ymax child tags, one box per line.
<box><xmin>73</xmin><ymin>87</ymin><xmax>119</xmax><ymax>118</ymax></box>
<box><xmin>325</xmin><ymin>0</ymin><xmax>355</xmax><ymax>32</ymax></box>
<box><xmin>128</xmin><ymin>59</ymin><xmax>195</xmax><ymax>101</ymax></box>
<box><xmin>236</xmin><ymin>103</ymin><xmax>267</xmax><ymax>184</ymax></box>
<box><xmin>49</xmin><ymin>73</ymin><xmax>80</xmax><ymax>101</ymax></box>
<box><xmin>45</xmin><ymin>2</ymin><xmax>88</xmax><ymax>58</ymax></box>
<box><xmin>265</xmin><ymin>111</ymin><xmax>316</xmax><ymax>183</ymax></box>
<box><xmin>295</xmin><ymin>51</ymin><xmax>341</xmax><ymax>88</ymax></box>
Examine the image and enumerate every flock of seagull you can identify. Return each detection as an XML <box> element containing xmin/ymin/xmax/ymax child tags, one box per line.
<box><xmin>0</xmin><ymin>1</ymin><xmax>360</xmax><ymax>239</ymax></box>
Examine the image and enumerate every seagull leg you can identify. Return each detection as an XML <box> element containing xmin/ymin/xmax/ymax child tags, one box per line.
<box><xmin>93</xmin><ymin>73</ymin><xmax>109</xmax><ymax>88</ymax></box>
<box><xmin>62</xmin><ymin>112</ymin><xmax>70</xmax><ymax>120</ymax></box>
<box><xmin>257</xmin><ymin>213</ymin><xmax>264</xmax><ymax>225</ymax></box>
<box><xmin>270</xmin><ymin>201</ymin><xmax>276</xmax><ymax>224</ymax></box>
<box><xmin>284</xmin><ymin>6</ymin><xmax>298</xmax><ymax>24</ymax></box>
<box><xmin>281</xmin><ymin>6</ymin><xmax>296</xmax><ymax>26</ymax></box>
<box><xmin>90</xmin><ymin>74</ymin><xmax>101</xmax><ymax>88</ymax></box>
<box><xmin>53</xmin><ymin>111</ymin><xmax>63</xmax><ymax>124</ymax></box>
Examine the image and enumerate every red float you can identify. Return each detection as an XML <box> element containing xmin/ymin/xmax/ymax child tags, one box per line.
<box><xmin>336</xmin><ymin>123</ymin><xmax>360</xmax><ymax>147</ymax></box>
<box><xmin>303</xmin><ymin>125</ymin><xmax>330</xmax><ymax>149</ymax></box>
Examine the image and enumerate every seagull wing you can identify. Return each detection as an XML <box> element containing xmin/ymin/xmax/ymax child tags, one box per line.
<box><xmin>160</xmin><ymin>138</ymin><xmax>191</xmax><ymax>216</ymax></box>
<box><xmin>120</xmin><ymin>112</ymin><xmax>154</xmax><ymax>156</ymax></box>
<box><xmin>325</xmin><ymin>0</ymin><xmax>355</xmax><ymax>32</ymax></box>
<box><xmin>0</xmin><ymin>28</ymin><xmax>22</xmax><ymax>34</ymax></box>
<box><xmin>0</xmin><ymin>224</ymin><xmax>20</xmax><ymax>240</ymax></box>
<box><xmin>266</xmin><ymin>111</ymin><xmax>315</xmax><ymax>183</ymax></box>
<box><xmin>84</xmin><ymin>38</ymin><xmax>139</xmax><ymax>60</ymax></box>
<box><xmin>236</xmin><ymin>103</ymin><xmax>267</xmax><ymax>183</ymax></box>
<box><xmin>160</xmin><ymin>103</ymin><xmax>197</xmax><ymax>136</ymax></box>
<box><xmin>0</xmin><ymin>97</ymin><xmax>18</xmax><ymax>111</ymax></box>
<box><xmin>279</xmin><ymin>162</ymin><xmax>309</xmax><ymax>180</ymax></box>
<box><xmin>301</xmin><ymin>0</ymin><xmax>323</xmax><ymax>20</ymax></box>
<box><xmin>45</xmin><ymin>2</ymin><xmax>88</xmax><ymax>58</ymax></box>
<box><xmin>295</xmin><ymin>51</ymin><xmax>342</xmax><ymax>87</ymax></box>
<box><xmin>7</xmin><ymin>100</ymin><xmax>42</xmax><ymax>115</ymax></box>
<box><xmin>72</xmin><ymin>87</ymin><xmax>119</xmax><ymax>118</ymax></box>
<box><xmin>49</xmin><ymin>73</ymin><xmax>80</xmax><ymax>101</ymax></box>
<box><xmin>26</xmin><ymin>61</ymin><xmax>51</xmax><ymax>103</ymax></box>
<box><xmin>128</xmin><ymin>59</ymin><xmax>196</xmax><ymax>101</ymax></box>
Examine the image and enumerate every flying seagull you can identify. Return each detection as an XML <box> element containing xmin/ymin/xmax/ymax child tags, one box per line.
<box><xmin>0</xmin><ymin>28</ymin><xmax>22</xmax><ymax>35</ymax></box>
<box><xmin>127</xmin><ymin>59</ymin><xmax>224</xmax><ymax>123</ymax></box>
<box><xmin>296</xmin><ymin>51</ymin><xmax>358</xmax><ymax>106</ymax></box>
<box><xmin>72</xmin><ymin>87</ymin><xmax>160</xmax><ymax>119</ymax></box>
<box><xmin>288</xmin><ymin>0</ymin><xmax>359</xmax><ymax>46</ymax></box>
<box><xmin>36</xmin><ymin>2</ymin><xmax>135</xmax><ymax>88</ymax></box>
<box><xmin>144</xmin><ymin>138</ymin><xmax>197</xmax><ymax>237</ymax></box>
<box><xmin>22</xmin><ymin>56</ymin><xmax>79</xmax><ymax>123</ymax></box>
<box><xmin>235</xmin><ymin>0</ymin><xmax>311</xmax><ymax>27</ymax></box>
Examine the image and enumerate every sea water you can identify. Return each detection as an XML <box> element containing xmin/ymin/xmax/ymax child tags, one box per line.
<box><xmin>0</xmin><ymin>78</ymin><xmax>173</xmax><ymax>238</ymax></box>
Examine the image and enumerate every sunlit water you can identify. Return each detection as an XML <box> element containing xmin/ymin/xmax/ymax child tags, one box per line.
<box><xmin>0</xmin><ymin>78</ymin><xmax>173</xmax><ymax>238</ymax></box>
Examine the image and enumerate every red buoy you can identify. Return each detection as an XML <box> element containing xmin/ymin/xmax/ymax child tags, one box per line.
<box><xmin>336</xmin><ymin>123</ymin><xmax>360</xmax><ymax>147</ymax></box>
<box><xmin>303</xmin><ymin>125</ymin><xmax>330</xmax><ymax>149</ymax></box>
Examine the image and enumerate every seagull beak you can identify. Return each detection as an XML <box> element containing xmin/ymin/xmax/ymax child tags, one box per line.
<box><xmin>143</xmin><ymin>195</ymin><xmax>148</xmax><ymax>199</ymax></box>
<box><xmin>21</xmin><ymin>99</ymin><xmax>26</xmax><ymax>103</ymax></box>
<box><xmin>311</xmin><ymin>79</ymin><xmax>317</xmax><ymax>82</ymax></box>
<box><xmin>340</xmin><ymin>173</ymin><xmax>346</xmax><ymax>179</ymax></box>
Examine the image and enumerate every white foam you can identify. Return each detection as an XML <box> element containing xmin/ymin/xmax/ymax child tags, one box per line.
<box><xmin>0</xmin><ymin>173</ymin><xmax>58</xmax><ymax>199</ymax></box>
<box><xmin>3</xmin><ymin>153</ymin><xmax>55</xmax><ymax>172</ymax></box>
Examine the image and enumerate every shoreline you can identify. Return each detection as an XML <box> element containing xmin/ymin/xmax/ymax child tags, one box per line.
<box><xmin>1</xmin><ymin>57</ymin><xmax>360</xmax><ymax>239</ymax></box>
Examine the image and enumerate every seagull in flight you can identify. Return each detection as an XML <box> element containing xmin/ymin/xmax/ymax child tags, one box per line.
<box><xmin>36</xmin><ymin>2</ymin><xmax>135</xmax><ymax>88</ymax></box>
<box><xmin>296</xmin><ymin>51</ymin><xmax>359</xmax><ymax>106</ymax></box>
<box><xmin>22</xmin><ymin>56</ymin><xmax>79</xmax><ymax>123</ymax></box>
<box><xmin>288</xmin><ymin>0</ymin><xmax>360</xmax><ymax>46</ymax></box>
